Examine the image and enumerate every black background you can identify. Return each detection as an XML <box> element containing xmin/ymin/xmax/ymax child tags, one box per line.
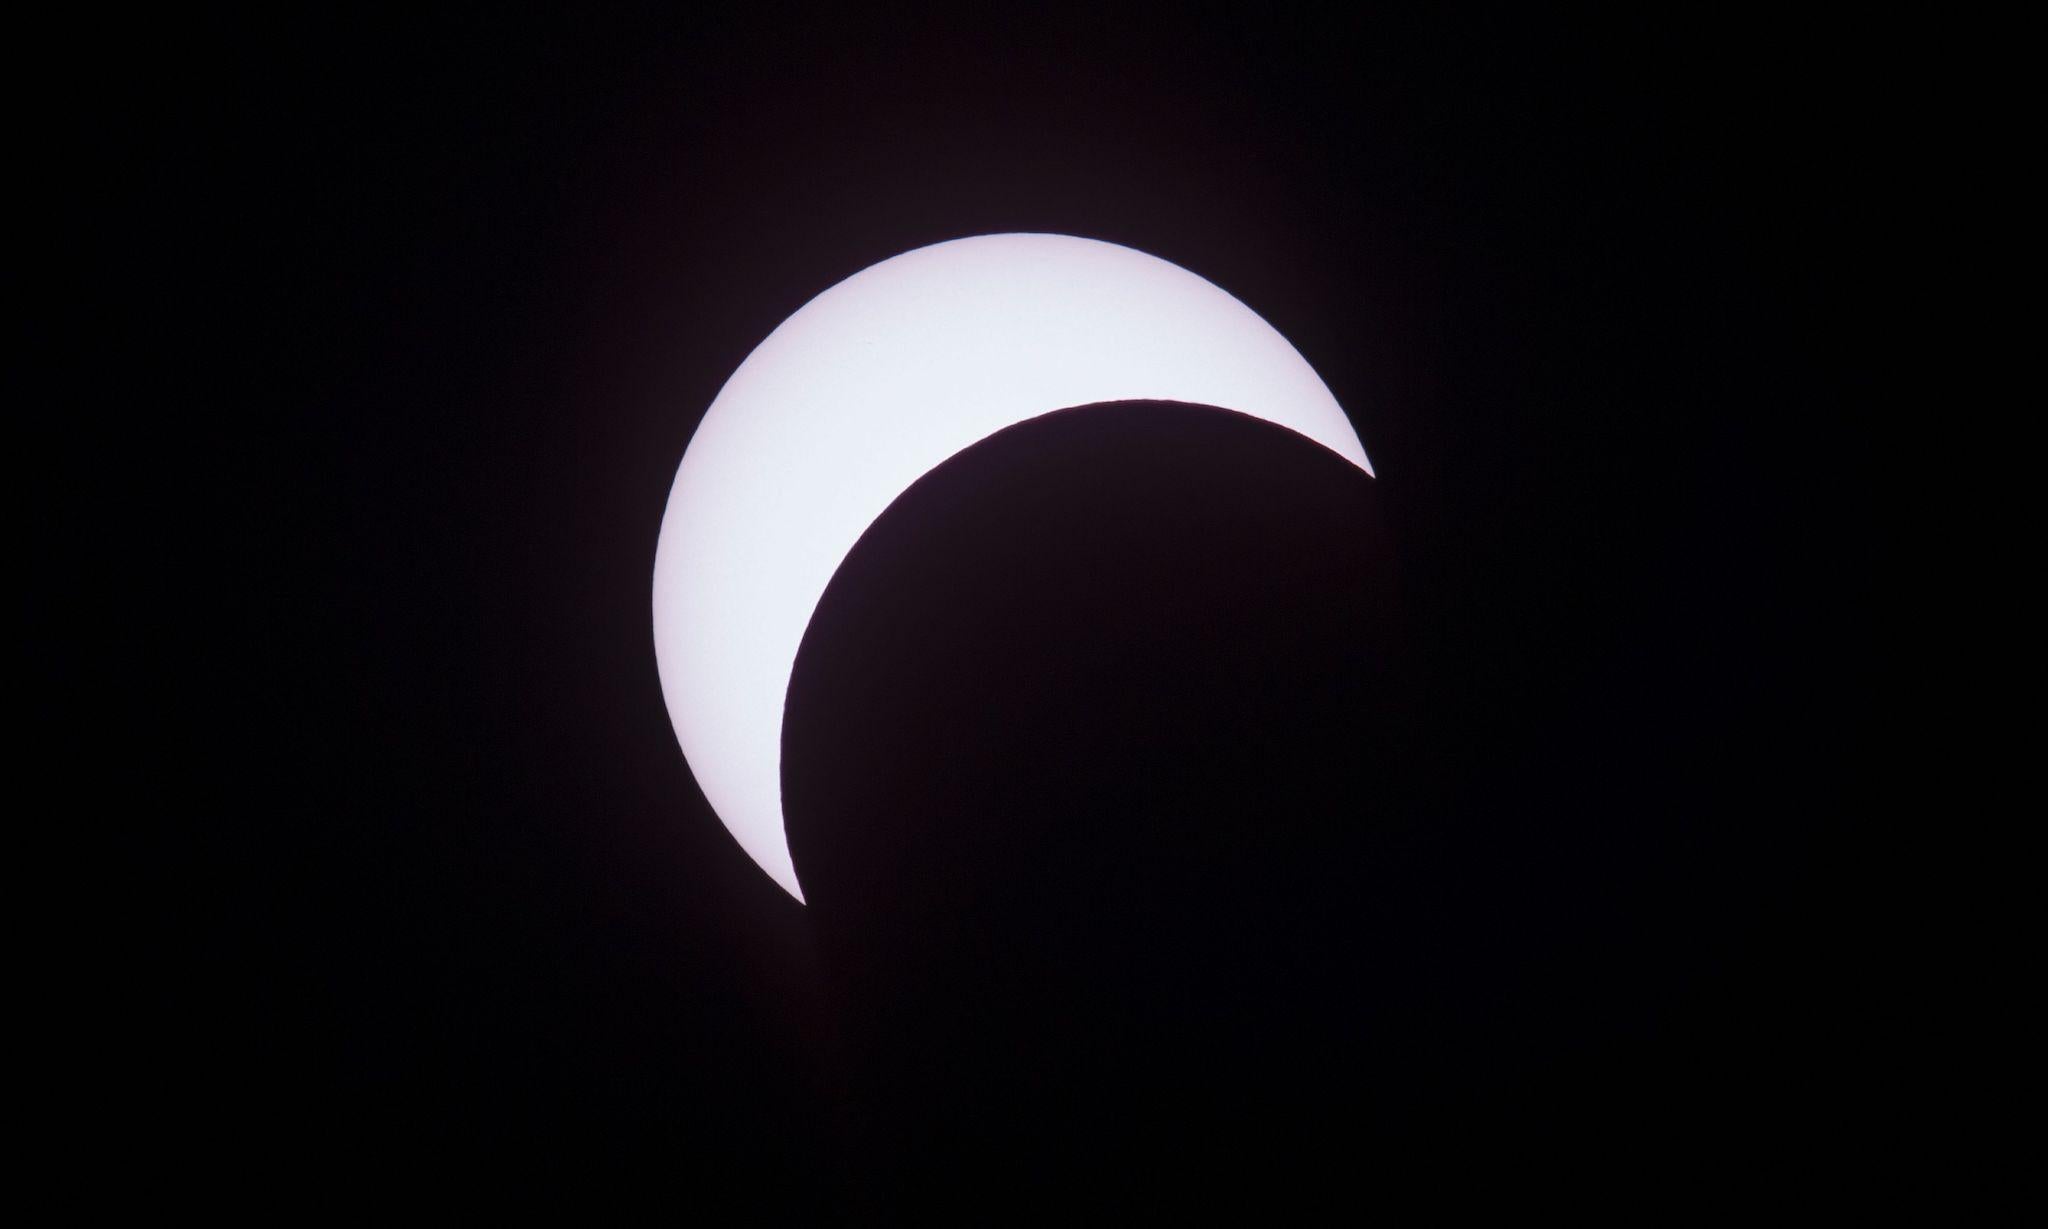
<box><xmin>84</xmin><ymin>4</ymin><xmax>1887</xmax><ymax>1212</ymax></box>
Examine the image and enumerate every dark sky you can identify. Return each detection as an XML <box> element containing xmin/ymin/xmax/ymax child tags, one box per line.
<box><xmin>84</xmin><ymin>5</ymin><xmax>1887</xmax><ymax>1212</ymax></box>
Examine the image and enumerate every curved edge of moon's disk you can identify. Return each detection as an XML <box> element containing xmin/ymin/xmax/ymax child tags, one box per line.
<box><xmin>652</xmin><ymin>233</ymin><xmax>1372</xmax><ymax>900</ymax></box>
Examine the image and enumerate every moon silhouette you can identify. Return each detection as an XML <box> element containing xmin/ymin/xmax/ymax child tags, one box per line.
<box><xmin>652</xmin><ymin>233</ymin><xmax>1373</xmax><ymax>899</ymax></box>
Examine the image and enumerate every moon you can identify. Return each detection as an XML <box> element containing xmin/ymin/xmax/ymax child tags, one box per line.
<box><xmin>652</xmin><ymin>233</ymin><xmax>1372</xmax><ymax>899</ymax></box>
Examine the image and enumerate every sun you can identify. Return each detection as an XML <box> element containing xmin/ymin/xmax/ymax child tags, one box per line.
<box><xmin>652</xmin><ymin>233</ymin><xmax>1371</xmax><ymax>899</ymax></box>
